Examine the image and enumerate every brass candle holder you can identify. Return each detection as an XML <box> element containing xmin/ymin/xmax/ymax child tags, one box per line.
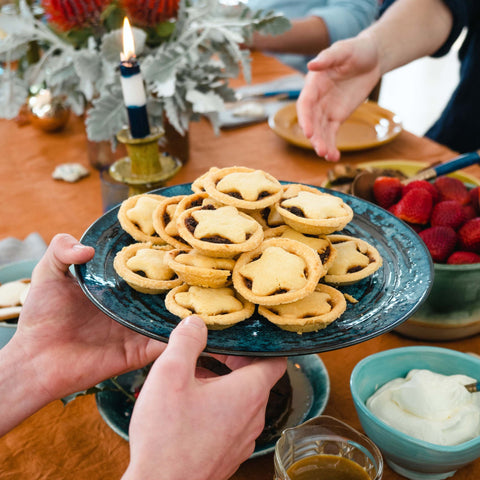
<box><xmin>109</xmin><ymin>126</ymin><xmax>182</xmax><ymax>196</ymax></box>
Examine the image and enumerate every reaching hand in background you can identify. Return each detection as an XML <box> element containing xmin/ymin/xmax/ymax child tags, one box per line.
<box><xmin>296</xmin><ymin>32</ymin><xmax>381</xmax><ymax>162</ymax></box>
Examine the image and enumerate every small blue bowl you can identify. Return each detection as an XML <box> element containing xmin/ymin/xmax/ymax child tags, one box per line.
<box><xmin>350</xmin><ymin>346</ymin><xmax>480</xmax><ymax>480</ymax></box>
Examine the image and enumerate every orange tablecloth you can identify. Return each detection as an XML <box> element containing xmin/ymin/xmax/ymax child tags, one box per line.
<box><xmin>1</xmin><ymin>53</ymin><xmax>479</xmax><ymax>479</ymax></box>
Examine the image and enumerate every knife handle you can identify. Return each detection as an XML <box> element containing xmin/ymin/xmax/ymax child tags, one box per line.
<box><xmin>434</xmin><ymin>150</ymin><xmax>480</xmax><ymax>176</ymax></box>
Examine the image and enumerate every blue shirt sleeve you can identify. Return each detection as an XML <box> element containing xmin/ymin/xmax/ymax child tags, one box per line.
<box><xmin>309</xmin><ymin>0</ymin><xmax>379</xmax><ymax>44</ymax></box>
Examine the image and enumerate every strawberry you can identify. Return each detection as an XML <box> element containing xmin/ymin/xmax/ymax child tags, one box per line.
<box><xmin>468</xmin><ymin>186</ymin><xmax>480</xmax><ymax>214</ymax></box>
<box><xmin>392</xmin><ymin>189</ymin><xmax>433</xmax><ymax>224</ymax></box>
<box><xmin>419</xmin><ymin>226</ymin><xmax>457</xmax><ymax>263</ymax></box>
<box><xmin>447</xmin><ymin>251</ymin><xmax>480</xmax><ymax>264</ymax></box>
<box><xmin>430</xmin><ymin>200</ymin><xmax>466</xmax><ymax>230</ymax></box>
<box><xmin>457</xmin><ymin>217</ymin><xmax>480</xmax><ymax>252</ymax></box>
<box><xmin>373</xmin><ymin>176</ymin><xmax>403</xmax><ymax>209</ymax></box>
<box><xmin>434</xmin><ymin>176</ymin><xmax>470</xmax><ymax>205</ymax></box>
<box><xmin>463</xmin><ymin>204</ymin><xmax>477</xmax><ymax>222</ymax></box>
<box><xmin>402</xmin><ymin>180</ymin><xmax>439</xmax><ymax>203</ymax></box>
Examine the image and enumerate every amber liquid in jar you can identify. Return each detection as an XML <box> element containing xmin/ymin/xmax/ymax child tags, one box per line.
<box><xmin>286</xmin><ymin>454</ymin><xmax>371</xmax><ymax>480</ymax></box>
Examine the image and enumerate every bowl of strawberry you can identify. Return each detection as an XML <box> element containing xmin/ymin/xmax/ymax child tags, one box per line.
<box><xmin>372</xmin><ymin>174</ymin><xmax>480</xmax><ymax>340</ymax></box>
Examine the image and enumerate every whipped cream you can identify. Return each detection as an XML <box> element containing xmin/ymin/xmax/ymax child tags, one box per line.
<box><xmin>366</xmin><ymin>369</ymin><xmax>480</xmax><ymax>446</ymax></box>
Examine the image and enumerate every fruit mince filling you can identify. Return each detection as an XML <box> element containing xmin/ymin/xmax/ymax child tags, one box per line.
<box><xmin>221</xmin><ymin>189</ymin><xmax>271</xmax><ymax>201</ymax></box>
<box><xmin>283</xmin><ymin>205</ymin><xmax>305</xmax><ymax>217</ymax></box>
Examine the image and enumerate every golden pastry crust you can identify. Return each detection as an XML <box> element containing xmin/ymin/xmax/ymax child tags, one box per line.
<box><xmin>272</xmin><ymin>225</ymin><xmax>337</xmax><ymax>272</ymax></box>
<box><xmin>176</xmin><ymin>205</ymin><xmax>264</xmax><ymax>258</ymax></box>
<box><xmin>276</xmin><ymin>184</ymin><xmax>353</xmax><ymax>235</ymax></box>
<box><xmin>165</xmin><ymin>284</ymin><xmax>255</xmax><ymax>329</ymax></box>
<box><xmin>324</xmin><ymin>234</ymin><xmax>383</xmax><ymax>285</ymax></box>
<box><xmin>203</xmin><ymin>166</ymin><xmax>283</xmax><ymax>210</ymax></box>
<box><xmin>191</xmin><ymin>167</ymin><xmax>219</xmax><ymax>193</ymax></box>
<box><xmin>113</xmin><ymin>243</ymin><xmax>182</xmax><ymax>294</ymax></box>
<box><xmin>118</xmin><ymin>194</ymin><xmax>168</xmax><ymax>244</ymax></box>
<box><xmin>258</xmin><ymin>284</ymin><xmax>347</xmax><ymax>333</ymax></box>
<box><xmin>152</xmin><ymin>195</ymin><xmax>192</xmax><ymax>250</ymax></box>
<box><xmin>232</xmin><ymin>237</ymin><xmax>324</xmax><ymax>306</ymax></box>
<box><xmin>165</xmin><ymin>249</ymin><xmax>236</xmax><ymax>288</ymax></box>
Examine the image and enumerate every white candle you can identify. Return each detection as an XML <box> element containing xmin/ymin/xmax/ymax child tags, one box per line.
<box><xmin>119</xmin><ymin>17</ymin><xmax>150</xmax><ymax>138</ymax></box>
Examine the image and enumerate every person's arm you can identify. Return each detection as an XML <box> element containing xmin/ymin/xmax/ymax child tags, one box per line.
<box><xmin>122</xmin><ymin>315</ymin><xmax>287</xmax><ymax>480</ymax></box>
<box><xmin>0</xmin><ymin>234</ymin><xmax>166</xmax><ymax>436</ymax></box>
<box><xmin>296</xmin><ymin>0</ymin><xmax>453</xmax><ymax>161</ymax></box>
<box><xmin>251</xmin><ymin>16</ymin><xmax>330</xmax><ymax>55</ymax></box>
<box><xmin>365</xmin><ymin>0</ymin><xmax>453</xmax><ymax>74</ymax></box>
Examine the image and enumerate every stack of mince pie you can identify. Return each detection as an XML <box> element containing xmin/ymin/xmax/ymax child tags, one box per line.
<box><xmin>113</xmin><ymin>166</ymin><xmax>383</xmax><ymax>333</ymax></box>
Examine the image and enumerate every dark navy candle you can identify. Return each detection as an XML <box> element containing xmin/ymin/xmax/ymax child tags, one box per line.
<box><xmin>119</xmin><ymin>59</ymin><xmax>151</xmax><ymax>138</ymax></box>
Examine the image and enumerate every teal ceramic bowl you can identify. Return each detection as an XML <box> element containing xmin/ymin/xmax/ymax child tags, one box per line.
<box><xmin>350</xmin><ymin>346</ymin><xmax>480</xmax><ymax>480</ymax></box>
<box><xmin>0</xmin><ymin>259</ymin><xmax>37</xmax><ymax>348</ymax></box>
<box><xmin>396</xmin><ymin>262</ymin><xmax>480</xmax><ymax>340</ymax></box>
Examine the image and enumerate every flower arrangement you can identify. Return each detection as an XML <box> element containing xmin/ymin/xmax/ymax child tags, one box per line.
<box><xmin>0</xmin><ymin>0</ymin><xmax>289</xmax><ymax>141</ymax></box>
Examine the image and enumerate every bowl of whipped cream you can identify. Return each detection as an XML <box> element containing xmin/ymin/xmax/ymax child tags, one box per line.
<box><xmin>350</xmin><ymin>346</ymin><xmax>480</xmax><ymax>480</ymax></box>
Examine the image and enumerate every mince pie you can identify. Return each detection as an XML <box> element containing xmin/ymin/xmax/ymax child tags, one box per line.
<box><xmin>165</xmin><ymin>249</ymin><xmax>236</xmax><ymax>288</ymax></box>
<box><xmin>276</xmin><ymin>184</ymin><xmax>353</xmax><ymax>235</ymax></box>
<box><xmin>113</xmin><ymin>243</ymin><xmax>182</xmax><ymax>294</ymax></box>
<box><xmin>118</xmin><ymin>194</ymin><xmax>167</xmax><ymax>244</ymax></box>
<box><xmin>152</xmin><ymin>195</ymin><xmax>192</xmax><ymax>250</ymax></box>
<box><xmin>258</xmin><ymin>284</ymin><xmax>347</xmax><ymax>333</ymax></box>
<box><xmin>268</xmin><ymin>226</ymin><xmax>337</xmax><ymax>272</ymax></box>
<box><xmin>232</xmin><ymin>237</ymin><xmax>324</xmax><ymax>306</ymax></box>
<box><xmin>176</xmin><ymin>204</ymin><xmax>264</xmax><ymax>258</ymax></box>
<box><xmin>203</xmin><ymin>166</ymin><xmax>282</xmax><ymax>210</ymax></box>
<box><xmin>324</xmin><ymin>234</ymin><xmax>383</xmax><ymax>285</ymax></box>
<box><xmin>165</xmin><ymin>284</ymin><xmax>254</xmax><ymax>329</ymax></box>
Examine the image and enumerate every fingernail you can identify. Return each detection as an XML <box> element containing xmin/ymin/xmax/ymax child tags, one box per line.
<box><xmin>72</xmin><ymin>243</ymin><xmax>88</xmax><ymax>251</ymax></box>
<box><xmin>183</xmin><ymin>315</ymin><xmax>205</xmax><ymax>329</ymax></box>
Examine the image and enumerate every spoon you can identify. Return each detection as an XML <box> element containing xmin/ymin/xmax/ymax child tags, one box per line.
<box><xmin>351</xmin><ymin>150</ymin><xmax>480</xmax><ymax>201</ymax></box>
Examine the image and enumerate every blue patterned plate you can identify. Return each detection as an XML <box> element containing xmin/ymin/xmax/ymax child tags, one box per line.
<box><xmin>95</xmin><ymin>354</ymin><xmax>330</xmax><ymax>458</ymax></box>
<box><xmin>75</xmin><ymin>182</ymin><xmax>433</xmax><ymax>356</ymax></box>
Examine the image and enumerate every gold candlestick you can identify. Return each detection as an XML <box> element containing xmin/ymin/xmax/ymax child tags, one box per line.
<box><xmin>109</xmin><ymin>126</ymin><xmax>181</xmax><ymax>196</ymax></box>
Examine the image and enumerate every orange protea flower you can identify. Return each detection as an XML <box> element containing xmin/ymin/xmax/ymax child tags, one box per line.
<box><xmin>41</xmin><ymin>0</ymin><xmax>111</xmax><ymax>31</ymax></box>
<box><xmin>122</xmin><ymin>0</ymin><xmax>180</xmax><ymax>28</ymax></box>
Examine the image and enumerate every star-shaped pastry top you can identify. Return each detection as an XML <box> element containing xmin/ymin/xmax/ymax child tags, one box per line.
<box><xmin>281</xmin><ymin>192</ymin><xmax>346</xmax><ymax>219</ymax></box>
<box><xmin>192</xmin><ymin>206</ymin><xmax>258</xmax><ymax>243</ymax></box>
<box><xmin>239</xmin><ymin>246</ymin><xmax>307</xmax><ymax>296</ymax></box>
<box><xmin>216</xmin><ymin>171</ymin><xmax>280</xmax><ymax>201</ymax></box>
<box><xmin>126</xmin><ymin>197</ymin><xmax>162</xmax><ymax>235</ymax></box>
<box><xmin>327</xmin><ymin>241</ymin><xmax>370</xmax><ymax>275</ymax></box>
<box><xmin>176</xmin><ymin>252</ymin><xmax>235</xmax><ymax>270</ymax></box>
<box><xmin>273</xmin><ymin>291</ymin><xmax>332</xmax><ymax>318</ymax></box>
<box><xmin>280</xmin><ymin>228</ymin><xmax>329</xmax><ymax>253</ymax></box>
<box><xmin>126</xmin><ymin>249</ymin><xmax>174</xmax><ymax>280</ymax></box>
<box><xmin>175</xmin><ymin>286</ymin><xmax>243</xmax><ymax>316</ymax></box>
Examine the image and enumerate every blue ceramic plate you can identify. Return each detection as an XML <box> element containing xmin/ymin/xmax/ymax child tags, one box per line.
<box><xmin>95</xmin><ymin>354</ymin><xmax>329</xmax><ymax>458</ymax></box>
<box><xmin>75</xmin><ymin>182</ymin><xmax>433</xmax><ymax>356</ymax></box>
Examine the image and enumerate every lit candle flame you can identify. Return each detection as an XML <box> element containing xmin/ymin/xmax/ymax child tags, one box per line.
<box><xmin>121</xmin><ymin>17</ymin><xmax>135</xmax><ymax>62</ymax></box>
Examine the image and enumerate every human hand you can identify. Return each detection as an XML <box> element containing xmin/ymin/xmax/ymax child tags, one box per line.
<box><xmin>123</xmin><ymin>315</ymin><xmax>287</xmax><ymax>480</ymax></box>
<box><xmin>8</xmin><ymin>233</ymin><xmax>165</xmax><ymax>405</ymax></box>
<box><xmin>296</xmin><ymin>32</ymin><xmax>381</xmax><ymax>161</ymax></box>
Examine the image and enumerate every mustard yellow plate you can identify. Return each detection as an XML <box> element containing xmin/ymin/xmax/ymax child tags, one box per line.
<box><xmin>358</xmin><ymin>159</ymin><xmax>480</xmax><ymax>186</ymax></box>
<box><xmin>268</xmin><ymin>101</ymin><xmax>403</xmax><ymax>151</ymax></box>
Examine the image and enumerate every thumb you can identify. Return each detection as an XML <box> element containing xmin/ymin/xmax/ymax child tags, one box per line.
<box><xmin>159</xmin><ymin>315</ymin><xmax>208</xmax><ymax>380</ymax></box>
<box><xmin>32</xmin><ymin>233</ymin><xmax>95</xmax><ymax>283</ymax></box>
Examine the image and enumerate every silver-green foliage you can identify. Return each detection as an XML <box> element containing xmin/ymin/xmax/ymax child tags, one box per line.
<box><xmin>0</xmin><ymin>0</ymin><xmax>290</xmax><ymax>140</ymax></box>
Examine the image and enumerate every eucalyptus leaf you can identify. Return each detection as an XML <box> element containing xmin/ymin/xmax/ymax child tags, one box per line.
<box><xmin>85</xmin><ymin>87</ymin><xmax>127</xmax><ymax>141</ymax></box>
<box><xmin>0</xmin><ymin>72</ymin><xmax>28</xmax><ymax>119</ymax></box>
<box><xmin>73</xmin><ymin>50</ymin><xmax>102</xmax><ymax>83</ymax></box>
<box><xmin>186</xmin><ymin>89</ymin><xmax>224</xmax><ymax>114</ymax></box>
